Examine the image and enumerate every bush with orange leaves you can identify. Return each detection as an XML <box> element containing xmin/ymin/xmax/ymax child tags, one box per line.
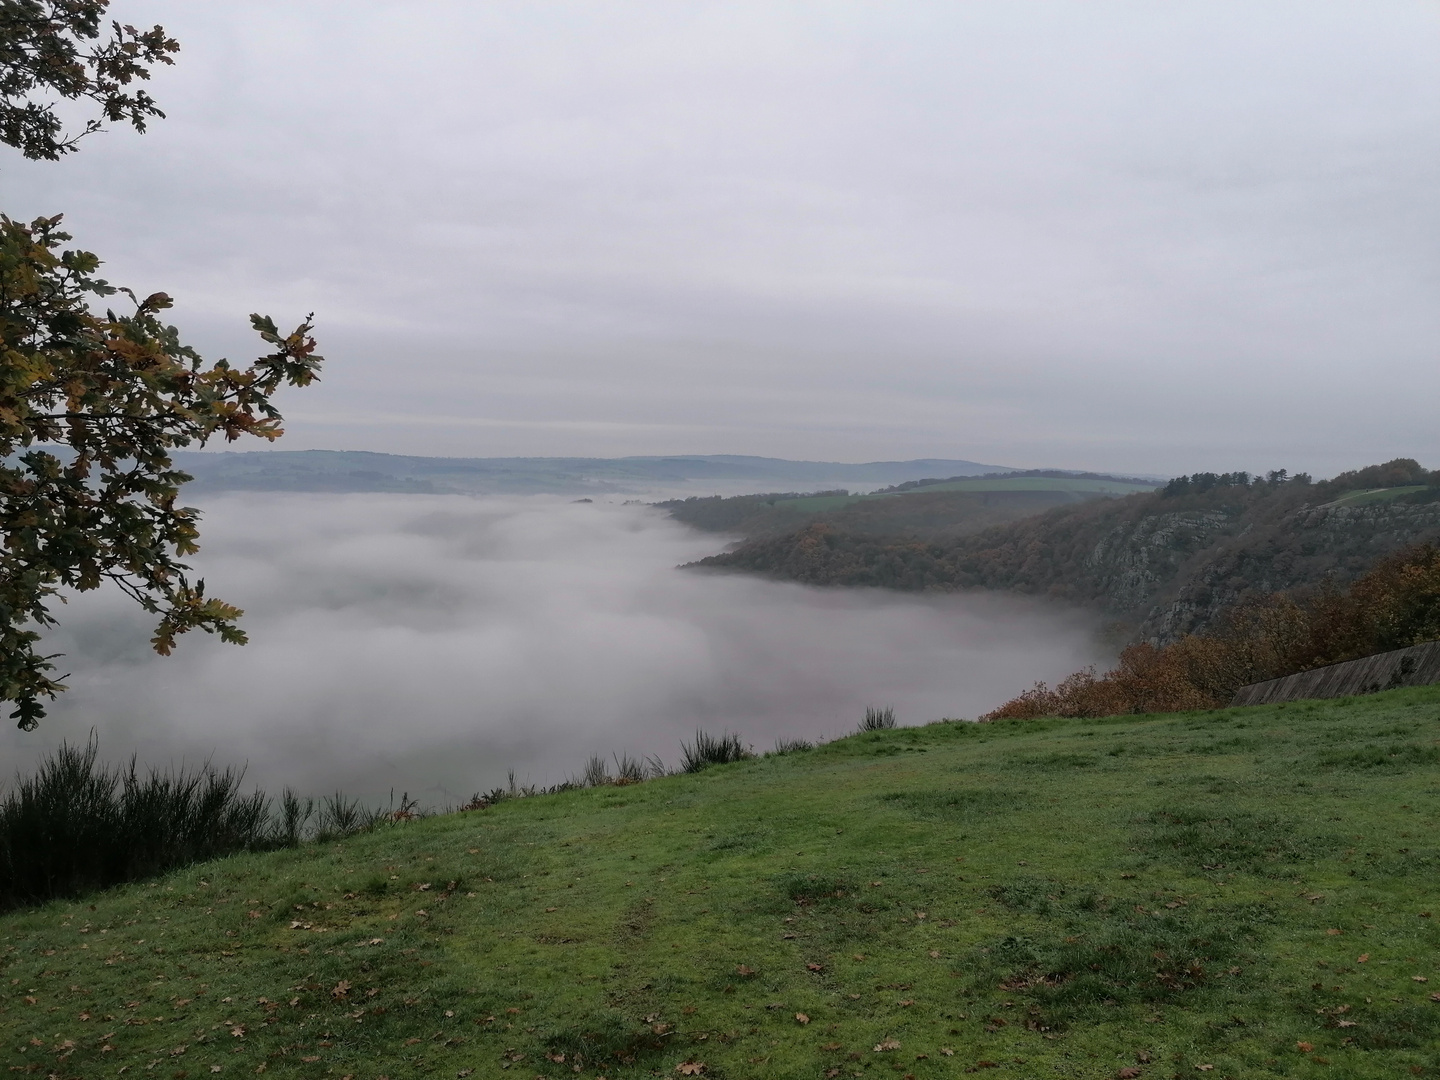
<box><xmin>982</xmin><ymin>542</ymin><xmax>1440</xmax><ymax>720</ymax></box>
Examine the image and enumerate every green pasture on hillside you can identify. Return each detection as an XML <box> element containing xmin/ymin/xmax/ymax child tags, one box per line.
<box><xmin>781</xmin><ymin>476</ymin><xmax>1158</xmax><ymax>513</ymax></box>
<box><xmin>1326</xmin><ymin>487</ymin><xmax>1428</xmax><ymax>507</ymax></box>
<box><xmin>3</xmin><ymin>688</ymin><xmax>1439</xmax><ymax>1079</ymax></box>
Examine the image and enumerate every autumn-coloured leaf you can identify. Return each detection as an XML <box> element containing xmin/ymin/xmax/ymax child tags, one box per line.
<box><xmin>1117</xmin><ymin>1069</ymin><xmax>1141</xmax><ymax>1079</ymax></box>
<box><xmin>1336</xmin><ymin>1020</ymin><xmax>1357</xmax><ymax>1028</ymax></box>
<box><xmin>821</xmin><ymin>1042</ymin><xmax>842</xmax><ymax>1051</ymax></box>
<box><xmin>1297</xmin><ymin>1042</ymin><xmax>1314</xmax><ymax>1053</ymax></box>
<box><xmin>806</xmin><ymin>962</ymin><xmax>824</xmax><ymax>972</ymax></box>
<box><xmin>1326</xmin><ymin>928</ymin><xmax>1342</xmax><ymax>936</ymax></box>
<box><xmin>928</xmin><ymin>950</ymin><xmax>940</xmax><ymax>958</ymax></box>
<box><xmin>940</xmin><ymin>1048</ymin><xmax>954</xmax><ymax>1056</ymax></box>
<box><xmin>795</xmin><ymin>1013</ymin><xmax>810</xmax><ymax>1025</ymax></box>
<box><xmin>1196</xmin><ymin>1067</ymin><xmax>1214</xmax><ymax>1072</ymax></box>
<box><xmin>874</xmin><ymin>1039</ymin><xmax>901</xmax><ymax>1052</ymax></box>
<box><xmin>301</xmin><ymin>1055</ymin><xmax>320</xmax><ymax>1063</ymax></box>
<box><xmin>898</xmin><ymin>999</ymin><xmax>914</xmax><ymax>1007</ymax></box>
<box><xmin>1357</xmin><ymin>953</ymin><xmax>1370</xmax><ymax>963</ymax></box>
<box><xmin>1412</xmin><ymin>975</ymin><xmax>1428</xmax><ymax>982</ymax></box>
<box><xmin>736</xmin><ymin>965</ymin><xmax>756</xmax><ymax>977</ymax></box>
<box><xmin>331</xmin><ymin>981</ymin><xmax>351</xmax><ymax>998</ymax></box>
<box><xmin>676</xmin><ymin>1062</ymin><xmax>707</xmax><ymax>1075</ymax></box>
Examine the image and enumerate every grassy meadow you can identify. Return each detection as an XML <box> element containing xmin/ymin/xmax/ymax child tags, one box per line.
<box><xmin>3</xmin><ymin>688</ymin><xmax>1439</xmax><ymax>1079</ymax></box>
<box><xmin>780</xmin><ymin>477</ymin><xmax>1157</xmax><ymax>514</ymax></box>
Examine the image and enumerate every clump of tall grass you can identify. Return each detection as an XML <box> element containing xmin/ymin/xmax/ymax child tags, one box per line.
<box><xmin>0</xmin><ymin>738</ymin><xmax>392</xmax><ymax>911</ymax></box>
<box><xmin>613</xmin><ymin>753</ymin><xmax>646</xmax><ymax>785</ymax></box>
<box><xmin>860</xmin><ymin>706</ymin><xmax>897</xmax><ymax>731</ymax></box>
<box><xmin>680</xmin><ymin>730</ymin><xmax>754</xmax><ymax>773</ymax></box>
<box><xmin>771</xmin><ymin>737</ymin><xmax>814</xmax><ymax>755</ymax></box>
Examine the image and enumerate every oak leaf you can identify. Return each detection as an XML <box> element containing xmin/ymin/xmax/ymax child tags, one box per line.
<box><xmin>874</xmin><ymin>1039</ymin><xmax>901</xmax><ymax>1052</ymax></box>
<box><xmin>796</xmin><ymin>1013</ymin><xmax>810</xmax><ymax>1024</ymax></box>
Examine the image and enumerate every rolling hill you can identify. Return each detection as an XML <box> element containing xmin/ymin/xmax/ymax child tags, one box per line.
<box><xmin>692</xmin><ymin>461</ymin><xmax>1440</xmax><ymax>642</ymax></box>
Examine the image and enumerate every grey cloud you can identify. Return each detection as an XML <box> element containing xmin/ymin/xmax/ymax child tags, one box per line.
<box><xmin>2</xmin><ymin>1</ymin><xmax>1435</xmax><ymax>473</ymax></box>
<box><xmin>0</xmin><ymin>495</ymin><xmax>1104</xmax><ymax>804</ymax></box>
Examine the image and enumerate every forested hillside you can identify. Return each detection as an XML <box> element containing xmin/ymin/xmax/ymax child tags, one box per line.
<box><xmin>693</xmin><ymin>460</ymin><xmax>1440</xmax><ymax>641</ymax></box>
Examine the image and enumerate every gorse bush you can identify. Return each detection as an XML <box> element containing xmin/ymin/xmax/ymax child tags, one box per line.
<box><xmin>680</xmin><ymin>730</ymin><xmax>754</xmax><ymax>773</ymax></box>
<box><xmin>0</xmin><ymin>738</ymin><xmax>385</xmax><ymax>911</ymax></box>
<box><xmin>859</xmin><ymin>706</ymin><xmax>897</xmax><ymax>731</ymax></box>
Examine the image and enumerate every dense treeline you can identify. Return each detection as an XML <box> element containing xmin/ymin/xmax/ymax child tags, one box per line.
<box><xmin>695</xmin><ymin>459</ymin><xmax>1440</xmax><ymax>640</ymax></box>
<box><xmin>983</xmin><ymin>542</ymin><xmax>1440</xmax><ymax>719</ymax></box>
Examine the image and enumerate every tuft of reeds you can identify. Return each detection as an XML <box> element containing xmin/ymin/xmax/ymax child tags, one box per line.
<box><xmin>613</xmin><ymin>753</ymin><xmax>645</xmax><ymax>785</ymax></box>
<box><xmin>582</xmin><ymin>754</ymin><xmax>612</xmax><ymax>788</ymax></box>
<box><xmin>771</xmin><ymin>737</ymin><xmax>814</xmax><ymax>755</ymax></box>
<box><xmin>859</xmin><ymin>706</ymin><xmax>897</xmax><ymax>731</ymax></box>
<box><xmin>680</xmin><ymin>730</ymin><xmax>754</xmax><ymax>773</ymax></box>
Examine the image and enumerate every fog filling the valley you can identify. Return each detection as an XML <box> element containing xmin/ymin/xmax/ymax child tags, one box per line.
<box><xmin>1</xmin><ymin>495</ymin><xmax>1105</xmax><ymax>804</ymax></box>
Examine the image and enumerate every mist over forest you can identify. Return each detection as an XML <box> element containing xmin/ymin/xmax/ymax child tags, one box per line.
<box><xmin>0</xmin><ymin>493</ymin><xmax>1104</xmax><ymax>803</ymax></box>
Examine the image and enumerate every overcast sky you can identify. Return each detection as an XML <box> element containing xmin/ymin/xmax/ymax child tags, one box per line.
<box><xmin>5</xmin><ymin>1</ymin><xmax>1436</xmax><ymax>475</ymax></box>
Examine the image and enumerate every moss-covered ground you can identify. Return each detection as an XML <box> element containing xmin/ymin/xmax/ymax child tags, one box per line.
<box><xmin>3</xmin><ymin>687</ymin><xmax>1439</xmax><ymax>1079</ymax></box>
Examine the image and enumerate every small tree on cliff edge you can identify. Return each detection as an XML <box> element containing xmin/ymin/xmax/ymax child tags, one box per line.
<box><xmin>0</xmin><ymin>2</ymin><xmax>324</xmax><ymax>728</ymax></box>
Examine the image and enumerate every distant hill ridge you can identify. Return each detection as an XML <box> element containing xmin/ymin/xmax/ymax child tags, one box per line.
<box><xmin>170</xmin><ymin>450</ymin><xmax>1015</xmax><ymax>496</ymax></box>
<box><xmin>694</xmin><ymin>458</ymin><xmax>1440</xmax><ymax>643</ymax></box>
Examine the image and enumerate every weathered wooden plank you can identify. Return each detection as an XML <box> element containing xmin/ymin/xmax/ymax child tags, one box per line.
<box><xmin>1230</xmin><ymin>640</ymin><xmax>1440</xmax><ymax>707</ymax></box>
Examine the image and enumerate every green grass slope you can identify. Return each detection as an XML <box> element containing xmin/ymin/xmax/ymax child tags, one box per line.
<box><xmin>4</xmin><ymin>689</ymin><xmax>1440</xmax><ymax>1079</ymax></box>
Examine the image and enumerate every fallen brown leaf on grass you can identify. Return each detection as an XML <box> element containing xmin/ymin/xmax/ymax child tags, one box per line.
<box><xmin>1297</xmin><ymin>1042</ymin><xmax>1313</xmax><ymax>1053</ymax></box>
<box><xmin>331</xmin><ymin>981</ymin><xmax>350</xmax><ymax>998</ymax></box>
<box><xmin>821</xmin><ymin>1042</ymin><xmax>842</xmax><ymax>1051</ymax></box>
<box><xmin>795</xmin><ymin>1013</ymin><xmax>810</xmax><ymax>1024</ymax></box>
<box><xmin>874</xmin><ymin>1039</ymin><xmax>901</xmax><ymax>1052</ymax></box>
<box><xmin>1326</xmin><ymin>928</ymin><xmax>1342</xmax><ymax>936</ymax></box>
<box><xmin>1358</xmin><ymin>953</ymin><xmax>1370</xmax><ymax>963</ymax></box>
<box><xmin>806</xmin><ymin>963</ymin><xmax>824</xmax><ymax>972</ymax></box>
<box><xmin>1412</xmin><ymin>975</ymin><xmax>1428</xmax><ymax>982</ymax></box>
<box><xmin>735</xmin><ymin>965</ymin><xmax>756</xmax><ymax>977</ymax></box>
<box><xmin>675</xmin><ymin>1062</ymin><xmax>706</xmax><ymax>1075</ymax></box>
<box><xmin>1117</xmin><ymin>1069</ymin><xmax>1141</xmax><ymax>1079</ymax></box>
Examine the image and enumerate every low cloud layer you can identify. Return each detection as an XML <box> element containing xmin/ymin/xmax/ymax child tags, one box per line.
<box><xmin>2</xmin><ymin>495</ymin><xmax>1103</xmax><ymax>803</ymax></box>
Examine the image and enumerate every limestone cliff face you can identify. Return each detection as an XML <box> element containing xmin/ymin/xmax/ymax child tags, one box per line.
<box><xmin>1133</xmin><ymin>501</ymin><xmax>1440</xmax><ymax>642</ymax></box>
<box><xmin>1084</xmin><ymin>510</ymin><xmax>1231</xmax><ymax>612</ymax></box>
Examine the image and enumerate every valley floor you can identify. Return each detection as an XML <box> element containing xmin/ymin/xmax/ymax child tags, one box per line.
<box><xmin>3</xmin><ymin>689</ymin><xmax>1439</xmax><ymax>1079</ymax></box>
